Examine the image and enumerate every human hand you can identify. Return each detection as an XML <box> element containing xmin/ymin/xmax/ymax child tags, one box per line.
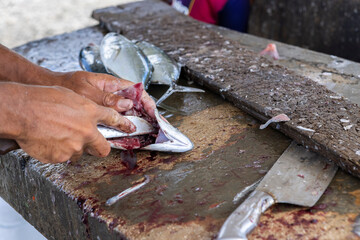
<box><xmin>57</xmin><ymin>71</ymin><xmax>157</xmax><ymax>118</ymax></box>
<box><xmin>0</xmin><ymin>82</ymin><xmax>135</xmax><ymax>163</ymax></box>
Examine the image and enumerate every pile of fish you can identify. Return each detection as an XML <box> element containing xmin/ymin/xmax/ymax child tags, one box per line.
<box><xmin>79</xmin><ymin>32</ymin><xmax>204</xmax><ymax>105</ymax></box>
<box><xmin>79</xmin><ymin>33</ymin><xmax>196</xmax><ymax>167</ymax></box>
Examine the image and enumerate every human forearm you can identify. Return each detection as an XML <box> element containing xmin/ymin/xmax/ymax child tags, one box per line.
<box><xmin>0</xmin><ymin>82</ymin><xmax>26</xmax><ymax>139</ymax></box>
<box><xmin>0</xmin><ymin>82</ymin><xmax>135</xmax><ymax>163</ymax></box>
<box><xmin>0</xmin><ymin>44</ymin><xmax>62</xmax><ymax>85</ymax></box>
<box><xmin>0</xmin><ymin>44</ymin><xmax>156</xmax><ymax>116</ymax></box>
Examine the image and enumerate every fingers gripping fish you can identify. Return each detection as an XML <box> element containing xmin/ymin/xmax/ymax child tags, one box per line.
<box><xmin>98</xmin><ymin>83</ymin><xmax>193</xmax><ymax>152</ymax></box>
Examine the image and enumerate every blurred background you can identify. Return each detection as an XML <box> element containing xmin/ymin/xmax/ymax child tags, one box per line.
<box><xmin>0</xmin><ymin>0</ymin><xmax>137</xmax><ymax>48</ymax></box>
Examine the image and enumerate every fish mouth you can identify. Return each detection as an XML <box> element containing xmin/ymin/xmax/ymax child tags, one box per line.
<box><xmin>141</xmin><ymin>109</ymin><xmax>194</xmax><ymax>152</ymax></box>
<box><xmin>104</xmin><ymin>109</ymin><xmax>193</xmax><ymax>152</ymax></box>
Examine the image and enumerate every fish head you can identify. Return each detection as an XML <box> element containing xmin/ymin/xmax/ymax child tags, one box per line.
<box><xmin>141</xmin><ymin>109</ymin><xmax>194</xmax><ymax>152</ymax></box>
<box><xmin>135</xmin><ymin>40</ymin><xmax>180</xmax><ymax>86</ymax></box>
<box><xmin>104</xmin><ymin>109</ymin><xmax>193</xmax><ymax>152</ymax></box>
<box><xmin>100</xmin><ymin>32</ymin><xmax>153</xmax><ymax>87</ymax></box>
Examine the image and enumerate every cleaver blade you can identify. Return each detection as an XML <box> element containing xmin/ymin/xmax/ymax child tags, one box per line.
<box><xmin>217</xmin><ymin>141</ymin><xmax>338</xmax><ymax>240</ymax></box>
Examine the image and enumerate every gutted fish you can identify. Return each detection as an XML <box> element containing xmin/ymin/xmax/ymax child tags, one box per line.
<box><xmin>100</xmin><ymin>83</ymin><xmax>193</xmax><ymax>152</ymax></box>
<box><xmin>108</xmin><ymin>108</ymin><xmax>193</xmax><ymax>152</ymax></box>
<box><xmin>100</xmin><ymin>32</ymin><xmax>153</xmax><ymax>88</ymax></box>
<box><xmin>79</xmin><ymin>44</ymin><xmax>108</xmax><ymax>73</ymax></box>
<box><xmin>136</xmin><ymin>40</ymin><xmax>205</xmax><ymax>105</ymax></box>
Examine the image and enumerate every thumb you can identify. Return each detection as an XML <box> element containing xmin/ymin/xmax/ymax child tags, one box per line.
<box><xmin>84</xmin><ymin>85</ymin><xmax>133</xmax><ymax>112</ymax></box>
<box><xmin>96</xmin><ymin>106</ymin><xmax>136</xmax><ymax>133</ymax></box>
<box><xmin>102</xmin><ymin>92</ymin><xmax>134</xmax><ymax>112</ymax></box>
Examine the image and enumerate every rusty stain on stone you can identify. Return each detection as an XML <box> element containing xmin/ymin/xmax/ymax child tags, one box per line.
<box><xmin>251</xmin><ymin>209</ymin><xmax>359</xmax><ymax>240</ymax></box>
<box><xmin>349</xmin><ymin>189</ymin><xmax>360</xmax><ymax>206</ymax></box>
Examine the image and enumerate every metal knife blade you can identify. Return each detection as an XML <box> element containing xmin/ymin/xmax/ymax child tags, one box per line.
<box><xmin>217</xmin><ymin>141</ymin><xmax>338</xmax><ymax>240</ymax></box>
<box><xmin>0</xmin><ymin>139</ymin><xmax>19</xmax><ymax>155</ymax></box>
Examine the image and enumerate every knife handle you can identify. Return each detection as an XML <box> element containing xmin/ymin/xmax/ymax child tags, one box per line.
<box><xmin>217</xmin><ymin>190</ymin><xmax>275</xmax><ymax>240</ymax></box>
<box><xmin>0</xmin><ymin>139</ymin><xmax>20</xmax><ymax>155</ymax></box>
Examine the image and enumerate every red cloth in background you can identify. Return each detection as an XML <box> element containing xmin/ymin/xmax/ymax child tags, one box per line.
<box><xmin>189</xmin><ymin>0</ymin><xmax>228</xmax><ymax>24</ymax></box>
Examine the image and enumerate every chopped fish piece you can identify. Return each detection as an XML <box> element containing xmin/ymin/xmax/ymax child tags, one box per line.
<box><xmin>259</xmin><ymin>113</ymin><xmax>290</xmax><ymax>129</ymax></box>
<box><xmin>260</xmin><ymin>43</ymin><xmax>280</xmax><ymax>60</ymax></box>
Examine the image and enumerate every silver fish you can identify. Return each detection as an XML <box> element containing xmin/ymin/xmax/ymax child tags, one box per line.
<box><xmin>100</xmin><ymin>32</ymin><xmax>153</xmax><ymax>88</ymax></box>
<box><xmin>97</xmin><ymin>116</ymin><xmax>155</xmax><ymax>138</ymax></box>
<box><xmin>136</xmin><ymin>41</ymin><xmax>205</xmax><ymax>105</ymax></box>
<box><xmin>105</xmin><ymin>109</ymin><xmax>193</xmax><ymax>152</ymax></box>
<box><xmin>354</xmin><ymin>214</ymin><xmax>360</xmax><ymax>237</ymax></box>
<box><xmin>78</xmin><ymin>45</ymin><xmax>186</xmax><ymax>115</ymax></box>
<box><xmin>79</xmin><ymin>44</ymin><xmax>107</xmax><ymax>73</ymax></box>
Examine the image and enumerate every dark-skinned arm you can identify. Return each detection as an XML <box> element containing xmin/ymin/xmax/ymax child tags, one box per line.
<box><xmin>0</xmin><ymin>82</ymin><xmax>136</xmax><ymax>163</ymax></box>
<box><xmin>0</xmin><ymin>44</ymin><xmax>156</xmax><ymax>117</ymax></box>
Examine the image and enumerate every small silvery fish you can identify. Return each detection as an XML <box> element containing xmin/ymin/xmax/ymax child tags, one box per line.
<box><xmin>100</xmin><ymin>32</ymin><xmax>153</xmax><ymax>89</ymax></box>
<box><xmin>78</xmin><ymin>43</ymin><xmax>187</xmax><ymax>115</ymax></box>
<box><xmin>136</xmin><ymin>41</ymin><xmax>205</xmax><ymax>105</ymax></box>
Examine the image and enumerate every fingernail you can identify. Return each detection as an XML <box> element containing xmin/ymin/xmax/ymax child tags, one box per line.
<box><xmin>118</xmin><ymin>99</ymin><xmax>133</xmax><ymax>110</ymax></box>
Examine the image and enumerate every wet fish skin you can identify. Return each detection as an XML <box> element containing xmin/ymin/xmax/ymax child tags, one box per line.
<box><xmin>77</xmin><ymin>43</ymin><xmax>189</xmax><ymax>115</ymax></box>
<box><xmin>140</xmin><ymin>109</ymin><xmax>194</xmax><ymax>152</ymax></box>
<box><xmin>100</xmin><ymin>32</ymin><xmax>153</xmax><ymax>88</ymax></box>
<box><xmin>136</xmin><ymin>41</ymin><xmax>181</xmax><ymax>85</ymax></box>
<box><xmin>136</xmin><ymin>40</ymin><xmax>205</xmax><ymax>105</ymax></box>
<box><xmin>109</xmin><ymin>109</ymin><xmax>193</xmax><ymax>152</ymax></box>
<box><xmin>79</xmin><ymin>44</ymin><xmax>108</xmax><ymax>73</ymax></box>
<box><xmin>99</xmin><ymin>83</ymin><xmax>193</xmax><ymax>153</ymax></box>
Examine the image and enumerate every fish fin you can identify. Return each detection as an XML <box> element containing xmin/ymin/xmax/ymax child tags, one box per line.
<box><xmin>151</xmin><ymin>97</ymin><xmax>188</xmax><ymax>116</ymax></box>
<box><xmin>155</xmin><ymin>86</ymin><xmax>175</xmax><ymax>105</ymax></box>
<box><xmin>155</xmin><ymin>84</ymin><xmax>204</xmax><ymax>105</ymax></box>
<box><xmin>171</xmin><ymin>84</ymin><xmax>205</xmax><ymax>93</ymax></box>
